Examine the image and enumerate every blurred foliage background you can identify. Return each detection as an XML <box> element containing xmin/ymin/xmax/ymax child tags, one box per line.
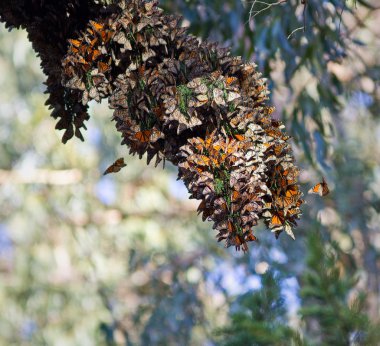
<box><xmin>0</xmin><ymin>0</ymin><xmax>379</xmax><ymax>345</ymax></box>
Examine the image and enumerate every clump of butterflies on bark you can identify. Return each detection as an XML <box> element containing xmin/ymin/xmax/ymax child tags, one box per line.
<box><xmin>0</xmin><ymin>0</ymin><xmax>307</xmax><ymax>252</ymax></box>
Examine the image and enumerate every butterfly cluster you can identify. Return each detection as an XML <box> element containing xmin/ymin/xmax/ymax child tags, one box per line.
<box><xmin>1</xmin><ymin>0</ymin><xmax>304</xmax><ymax>251</ymax></box>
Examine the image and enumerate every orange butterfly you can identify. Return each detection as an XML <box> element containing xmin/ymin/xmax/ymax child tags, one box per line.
<box><xmin>227</xmin><ymin>220</ymin><xmax>235</xmax><ymax>233</ymax></box>
<box><xmin>135</xmin><ymin>130</ymin><xmax>151</xmax><ymax>143</ymax></box>
<box><xmin>138</xmin><ymin>65</ymin><xmax>146</xmax><ymax>77</ymax></box>
<box><xmin>192</xmin><ymin>155</ymin><xmax>211</xmax><ymax>167</ymax></box>
<box><xmin>98</xmin><ymin>61</ymin><xmax>110</xmax><ymax>73</ymax></box>
<box><xmin>153</xmin><ymin>105</ymin><xmax>164</xmax><ymax>119</ymax></box>
<box><xmin>286</xmin><ymin>207</ymin><xmax>300</xmax><ymax>217</ymax></box>
<box><xmin>88</xmin><ymin>37</ymin><xmax>98</xmax><ymax>47</ymax></box>
<box><xmin>103</xmin><ymin>158</ymin><xmax>127</xmax><ymax>175</ymax></box>
<box><xmin>228</xmin><ymin>234</ymin><xmax>249</xmax><ymax>253</ymax></box>
<box><xmin>308</xmin><ymin>177</ymin><xmax>330</xmax><ymax>196</ymax></box>
<box><xmin>263</xmin><ymin>201</ymin><xmax>272</xmax><ymax>209</ymax></box>
<box><xmin>244</xmin><ymin>232</ymin><xmax>258</xmax><ymax>242</ymax></box>
<box><xmin>231</xmin><ymin>190</ymin><xmax>241</xmax><ymax>203</ymax></box>
<box><xmin>273</xmin><ymin>143</ymin><xmax>286</xmax><ymax>156</ymax></box>
<box><xmin>275</xmin><ymin>195</ymin><xmax>294</xmax><ymax>209</ymax></box>
<box><xmin>225</xmin><ymin>76</ymin><xmax>237</xmax><ymax>86</ymax></box>
<box><xmin>69</xmin><ymin>39</ymin><xmax>81</xmax><ymax>48</ymax></box>
<box><xmin>265</xmin><ymin>128</ymin><xmax>282</xmax><ymax>138</ymax></box>
<box><xmin>89</xmin><ymin>49</ymin><xmax>102</xmax><ymax>62</ymax></box>
<box><xmin>285</xmin><ymin>185</ymin><xmax>299</xmax><ymax>198</ymax></box>
<box><xmin>270</xmin><ymin>212</ymin><xmax>285</xmax><ymax>228</ymax></box>
<box><xmin>233</xmin><ymin>134</ymin><xmax>245</xmax><ymax>141</ymax></box>
<box><xmin>90</xmin><ymin>20</ymin><xmax>104</xmax><ymax>33</ymax></box>
<box><xmin>286</xmin><ymin>198</ymin><xmax>303</xmax><ymax>217</ymax></box>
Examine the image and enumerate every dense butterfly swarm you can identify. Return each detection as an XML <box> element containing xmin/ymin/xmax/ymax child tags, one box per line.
<box><xmin>0</xmin><ymin>0</ymin><xmax>303</xmax><ymax>252</ymax></box>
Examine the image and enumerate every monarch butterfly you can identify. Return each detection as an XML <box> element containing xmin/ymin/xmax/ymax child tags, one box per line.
<box><xmin>90</xmin><ymin>49</ymin><xmax>101</xmax><ymax>62</ymax></box>
<box><xmin>77</xmin><ymin>55</ymin><xmax>88</xmax><ymax>65</ymax></box>
<box><xmin>103</xmin><ymin>158</ymin><xmax>127</xmax><ymax>175</ymax></box>
<box><xmin>97</xmin><ymin>61</ymin><xmax>110</xmax><ymax>73</ymax></box>
<box><xmin>245</xmin><ymin>233</ymin><xmax>258</xmax><ymax>242</ymax></box>
<box><xmin>271</xmin><ymin>120</ymin><xmax>284</xmax><ymax>128</ymax></box>
<box><xmin>225</xmin><ymin>76</ymin><xmax>237</xmax><ymax>86</ymax></box>
<box><xmin>263</xmin><ymin>201</ymin><xmax>272</xmax><ymax>209</ymax></box>
<box><xmin>138</xmin><ymin>65</ymin><xmax>146</xmax><ymax>77</ymax></box>
<box><xmin>152</xmin><ymin>105</ymin><xmax>164</xmax><ymax>119</ymax></box>
<box><xmin>277</xmin><ymin>176</ymin><xmax>289</xmax><ymax>190</ymax></box>
<box><xmin>192</xmin><ymin>155</ymin><xmax>211</xmax><ymax>167</ymax></box>
<box><xmin>149</xmin><ymin>129</ymin><xmax>164</xmax><ymax>143</ymax></box>
<box><xmin>201</xmin><ymin>208</ymin><xmax>213</xmax><ymax>221</ymax></box>
<box><xmin>88</xmin><ymin>37</ymin><xmax>98</xmax><ymax>47</ymax></box>
<box><xmin>69</xmin><ymin>39</ymin><xmax>81</xmax><ymax>48</ymax></box>
<box><xmin>114</xmin><ymin>31</ymin><xmax>129</xmax><ymax>46</ymax></box>
<box><xmin>276</xmin><ymin>195</ymin><xmax>294</xmax><ymax>209</ymax></box>
<box><xmin>286</xmin><ymin>198</ymin><xmax>303</xmax><ymax>216</ymax></box>
<box><xmin>212</xmin><ymin>142</ymin><xmax>222</xmax><ymax>153</ymax></box>
<box><xmin>135</xmin><ymin>130</ymin><xmax>151</xmax><ymax>143</ymax></box>
<box><xmin>234</xmin><ymin>134</ymin><xmax>245</xmax><ymax>141</ymax></box>
<box><xmin>270</xmin><ymin>212</ymin><xmax>285</xmax><ymax>228</ymax></box>
<box><xmin>286</xmin><ymin>207</ymin><xmax>299</xmax><ymax>217</ymax></box>
<box><xmin>308</xmin><ymin>177</ymin><xmax>330</xmax><ymax>196</ymax></box>
<box><xmin>231</xmin><ymin>190</ymin><xmax>241</xmax><ymax>203</ymax></box>
<box><xmin>100</xmin><ymin>29</ymin><xmax>113</xmax><ymax>44</ymax></box>
<box><xmin>265</xmin><ymin>128</ymin><xmax>282</xmax><ymax>138</ymax></box>
<box><xmin>273</xmin><ymin>143</ymin><xmax>286</xmax><ymax>156</ymax></box>
<box><xmin>230</xmin><ymin>234</ymin><xmax>250</xmax><ymax>252</ymax></box>
<box><xmin>227</xmin><ymin>220</ymin><xmax>235</xmax><ymax>233</ymax></box>
<box><xmin>113</xmin><ymin>109</ymin><xmax>129</xmax><ymax>121</ymax></box>
<box><xmin>89</xmin><ymin>20</ymin><xmax>104</xmax><ymax>33</ymax></box>
<box><xmin>285</xmin><ymin>185</ymin><xmax>299</xmax><ymax>198</ymax></box>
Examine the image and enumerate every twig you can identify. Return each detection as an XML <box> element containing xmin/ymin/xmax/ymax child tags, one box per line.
<box><xmin>287</xmin><ymin>26</ymin><xmax>304</xmax><ymax>39</ymax></box>
<box><xmin>249</xmin><ymin>0</ymin><xmax>287</xmax><ymax>19</ymax></box>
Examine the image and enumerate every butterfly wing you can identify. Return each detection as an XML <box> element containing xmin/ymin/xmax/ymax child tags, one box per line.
<box><xmin>321</xmin><ymin>177</ymin><xmax>330</xmax><ymax>196</ymax></box>
<box><xmin>135</xmin><ymin>130</ymin><xmax>151</xmax><ymax>143</ymax></box>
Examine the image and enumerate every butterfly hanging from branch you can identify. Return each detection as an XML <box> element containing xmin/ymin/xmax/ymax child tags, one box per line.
<box><xmin>103</xmin><ymin>158</ymin><xmax>127</xmax><ymax>175</ymax></box>
<box><xmin>308</xmin><ymin>177</ymin><xmax>329</xmax><ymax>196</ymax></box>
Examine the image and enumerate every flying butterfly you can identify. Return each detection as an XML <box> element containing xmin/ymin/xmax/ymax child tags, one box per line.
<box><xmin>103</xmin><ymin>158</ymin><xmax>127</xmax><ymax>175</ymax></box>
<box><xmin>308</xmin><ymin>177</ymin><xmax>330</xmax><ymax>196</ymax></box>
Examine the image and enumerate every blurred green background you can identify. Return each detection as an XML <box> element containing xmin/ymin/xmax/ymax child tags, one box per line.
<box><xmin>0</xmin><ymin>0</ymin><xmax>379</xmax><ymax>345</ymax></box>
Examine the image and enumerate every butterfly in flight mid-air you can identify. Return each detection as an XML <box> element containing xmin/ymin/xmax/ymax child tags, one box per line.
<box><xmin>308</xmin><ymin>177</ymin><xmax>329</xmax><ymax>196</ymax></box>
<box><xmin>103</xmin><ymin>158</ymin><xmax>127</xmax><ymax>175</ymax></box>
